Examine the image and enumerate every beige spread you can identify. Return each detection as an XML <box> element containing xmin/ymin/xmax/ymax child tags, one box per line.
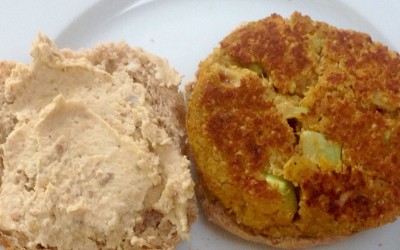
<box><xmin>0</xmin><ymin>34</ymin><xmax>194</xmax><ymax>249</ymax></box>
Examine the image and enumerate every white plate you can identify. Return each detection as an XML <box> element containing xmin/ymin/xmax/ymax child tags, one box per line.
<box><xmin>1</xmin><ymin>1</ymin><xmax>400</xmax><ymax>249</ymax></box>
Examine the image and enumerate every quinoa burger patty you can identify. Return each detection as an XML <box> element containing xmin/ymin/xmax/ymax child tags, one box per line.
<box><xmin>186</xmin><ymin>12</ymin><xmax>400</xmax><ymax>248</ymax></box>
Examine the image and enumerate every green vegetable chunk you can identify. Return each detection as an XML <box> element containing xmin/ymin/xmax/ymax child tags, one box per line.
<box><xmin>300</xmin><ymin>130</ymin><xmax>342</xmax><ymax>171</ymax></box>
<box><xmin>266</xmin><ymin>174</ymin><xmax>298</xmax><ymax>218</ymax></box>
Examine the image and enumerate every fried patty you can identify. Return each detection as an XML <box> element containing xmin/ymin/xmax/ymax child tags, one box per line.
<box><xmin>186</xmin><ymin>12</ymin><xmax>400</xmax><ymax>240</ymax></box>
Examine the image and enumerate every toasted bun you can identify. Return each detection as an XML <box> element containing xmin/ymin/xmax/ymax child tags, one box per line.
<box><xmin>186</xmin><ymin>12</ymin><xmax>400</xmax><ymax>249</ymax></box>
<box><xmin>0</xmin><ymin>34</ymin><xmax>196</xmax><ymax>250</ymax></box>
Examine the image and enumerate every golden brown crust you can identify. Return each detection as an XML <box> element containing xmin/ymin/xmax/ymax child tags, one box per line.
<box><xmin>201</xmin><ymin>73</ymin><xmax>295</xmax><ymax>199</ymax></box>
<box><xmin>186</xmin><ymin>12</ymin><xmax>400</xmax><ymax>247</ymax></box>
<box><xmin>197</xmin><ymin>180</ymin><xmax>348</xmax><ymax>249</ymax></box>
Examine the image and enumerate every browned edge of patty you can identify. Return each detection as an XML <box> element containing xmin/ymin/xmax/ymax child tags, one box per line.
<box><xmin>196</xmin><ymin>178</ymin><xmax>350</xmax><ymax>249</ymax></box>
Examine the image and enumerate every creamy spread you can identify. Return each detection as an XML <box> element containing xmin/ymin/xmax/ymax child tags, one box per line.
<box><xmin>0</xmin><ymin>34</ymin><xmax>194</xmax><ymax>249</ymax></box>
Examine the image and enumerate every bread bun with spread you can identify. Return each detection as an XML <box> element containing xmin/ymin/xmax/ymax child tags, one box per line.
<box><xmin>186</xmin><ymin>12</ymin><xmax>400</xmax><ymax>248</ymax></box>
<box><xmin>0</xmin><ymin>34</ymin><xmax>196</xmax><ymax>250</ymax></box>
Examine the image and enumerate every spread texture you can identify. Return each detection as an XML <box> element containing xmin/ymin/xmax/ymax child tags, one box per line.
<box><xmin>0</xmin><ymin>34</ymin><xmax>195</xmax><ymax>250</ymax></box>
